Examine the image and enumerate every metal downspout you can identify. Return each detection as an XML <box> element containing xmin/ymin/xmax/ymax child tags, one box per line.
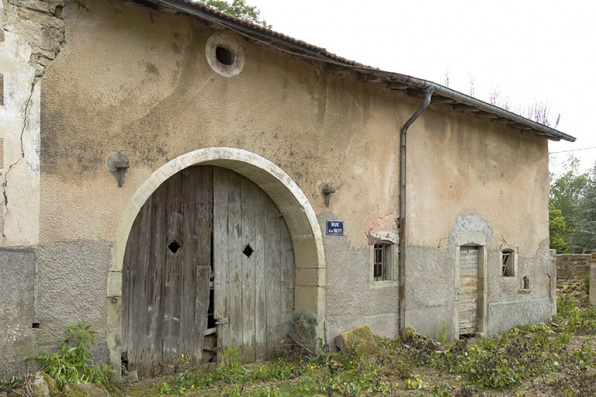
<box><xmin>398</xmin><ymin>86</ymin><xmax>434</xmax><ymax>336</ymax></box>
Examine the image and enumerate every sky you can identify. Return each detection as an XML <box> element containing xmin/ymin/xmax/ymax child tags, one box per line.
<box><xmin>249</xmin><ymin>0</ymin><xmax>596</xmax><ymax>175</ymax></box>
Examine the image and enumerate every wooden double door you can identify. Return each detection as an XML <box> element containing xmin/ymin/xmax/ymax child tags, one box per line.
<box><xmin>122</xmin><ymin>166</ymin><xmax>295</xmax><ymax>377</ymax></box>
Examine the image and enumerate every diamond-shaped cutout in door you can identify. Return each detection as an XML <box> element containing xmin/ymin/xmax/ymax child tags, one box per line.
<box><xmin>168</xmin><ymin>241</ymin><xmax>181</xmax><ymax>254</ymax></box>
<box><xmin>243</xmin><ymin>244</ymin><xmax>254</xmax><ymax>258</ymax></box>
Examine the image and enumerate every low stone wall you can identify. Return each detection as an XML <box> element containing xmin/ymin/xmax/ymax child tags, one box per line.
<box><xmin>590</xmin><ymin>254</ymin><xmax>596</xmax><ymax>307</ymax></box>
<box><xmin>556</xmin><ymin>254</ymin><xmax>595</xmax><ymax>281</ymax></box>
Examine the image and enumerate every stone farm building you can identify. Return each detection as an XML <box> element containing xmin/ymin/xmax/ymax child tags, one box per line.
<box><xmin>0</xmin><ymin>0</ymin><xmax>576</xmax><ymax>378</ymax></box>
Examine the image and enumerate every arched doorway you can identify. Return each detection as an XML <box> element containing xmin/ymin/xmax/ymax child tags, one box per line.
<box><xmin>107</xmin><ymin>148</ymin><xmax>325</xmax><ymax>378</ymax></box>
<box><xmin>122</xmin><ymin>166</ymin><xmax>295</xmax><ymax>376</ymax></box>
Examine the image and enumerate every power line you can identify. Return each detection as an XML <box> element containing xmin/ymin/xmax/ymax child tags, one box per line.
<box><xmin>549</xmin><ymin>146</ymin><xmax>596</xmax><ymax>155</ymax></box>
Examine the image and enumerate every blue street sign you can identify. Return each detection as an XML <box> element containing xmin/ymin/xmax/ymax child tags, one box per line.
<box><xmin>326</xmin><ymin>220</ymin><xmax>344</xmax><ymax>236</ymax></box>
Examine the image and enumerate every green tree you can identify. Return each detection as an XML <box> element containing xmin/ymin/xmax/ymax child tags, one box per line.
<box><xmin>203</xmin><ymin>0</ymin><xmax>271</xmax><ymax>28</ymax></box>
<box><xmin>570</xmin><ymin>163</ymin><xmax>596</xmax><ymax>253</ymax></box>
<box><xmin>550</xmin><ymin>155</ymin><xmax>596</xmax><ymax>253</ymax></box>
<box><xmin>550</xmin><ymin>155</ymin><xmax>588</xmax><ymax>225</ymax></box>
<box><xmin>548</xmin><ymin>198</ymin><xmax>567</xmax><ymax>253</ymax></box>
<box><xmin>550</xmin><ymin>155</ymin><xmax>588</xmax><ymax>253</ymax></box>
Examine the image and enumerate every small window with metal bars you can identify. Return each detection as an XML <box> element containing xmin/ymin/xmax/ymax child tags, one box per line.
<box><xmin>502</xmin><ymin>250</ymin><xmax>515</xmax><ymax>277</ymax></box>
<box><xmin>374</xmin><ymin>242</ymin><xmax>393</xmax><ymax>281</ymax></box>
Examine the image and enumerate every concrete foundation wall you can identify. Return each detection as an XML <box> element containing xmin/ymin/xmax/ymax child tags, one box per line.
<box><xmin>0</xmin><ymin>248</ymin><xmax>39</xmax><ymax>377</ymax></box>
<box><xmin>35</xmin><ymin>241</ymin><xmax>111</xmax><ymax>361</ymax></box>
<box><xmin>488</xmin><ymin>298</ymin><xmax>552</xmax><ymax>335</ymax></box>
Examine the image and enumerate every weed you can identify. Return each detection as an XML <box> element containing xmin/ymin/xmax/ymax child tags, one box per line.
<box><xmin>438</xmin><ymin>321</ymin><xmax>451</xmax><ymax>344</ymax></box>
<box><xmin>529</xmin><ymin>322</ymin><xmax>554</xmax><ymax>334</ymax></box>
<box><xmin>155</xmin><ymin>381</ymin><xmax>187</xmax><ymax>395</ymax></box>
<box><xmin>142</xmin><ymin>297</ymin><xmax>596</xmax><ymax>396</ymax></box>
<box><xmin>431</xmin><ymin>385</ymin><xmax>452</xmax><ymax>396</ymax></box>
<box><xmin>558</xmin><ymin>293</ymin><xmax>596</xmax><ymax>334</ymax></box>
<box><xmin>24</xmin><ymin>322</ymin><xmax>114</xmax><ymax>390</ymax></box>
<box><xmin>211</xmin><ymin>347</ymin><xmax>249</xmax><ymax>384</ymax></box>
<box><xmin>405</xmin><ymin>377</ymin><xmax>426</xmax><ymax>390</ymax></box>
<box><xmin>0</xmin><ymin>375</ymin><xmax>23</xmax><ymax>393</ymax></box>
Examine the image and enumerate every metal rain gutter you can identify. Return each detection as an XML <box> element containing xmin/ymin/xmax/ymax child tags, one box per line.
<box><xmin>384</xmin><ymin>73</ymin><xmax>576</xmax><ymax>142</ymax></box>
<box><xmin>398</xmin><ymin>86</ymin><xmax>434</xmax><ymax>336</ymax></box>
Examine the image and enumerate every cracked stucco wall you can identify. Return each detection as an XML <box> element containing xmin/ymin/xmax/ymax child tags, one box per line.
<box><xmin>0</xmin><ymin>0</ymin><xmax>66</xmax><ymax>377</ymax></box>
<box><xmin>0</xmin><ymin>0</ymin><xmax>557</xmax><ymax>372</ymax></box>
<box><xmin>0</xmin><ymin>0</ymin><xmax>65</xmax><ymax>246</ymax></box>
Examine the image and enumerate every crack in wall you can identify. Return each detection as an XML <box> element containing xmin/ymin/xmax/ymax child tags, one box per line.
<box><xmin>1</xmin><ymin>0</ymin><xmax>66</xmax><ymax>242</ymax></box>
<box><xmin>2</xmin><ymin>84</ymin><xmax>34</xmax><ymax>238</ymax></box>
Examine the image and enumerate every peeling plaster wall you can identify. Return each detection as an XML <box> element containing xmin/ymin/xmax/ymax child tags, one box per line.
<box><xmin>0</xmin><ymin>0</ymin><xmax>70</xmax><ymax>368</ymax></box>
<box><xmin>1</xmin><ymin>0</ymin><xmax>557</xmax><ymax>369</ymax></box>
<box><xmin>39</xmin><ymin>0</ymin><xmax>405</xmax><ymax>248</ymax></box>
<box><xmin>321</xmin><ymin>212</ymin><xmax>399</xmax><ymax>344</ymax></box>
<box><xmin>38</xmin><ymin>0</ymin><xmax>405</xmax><ymax>355</ymax></box>
<box><xmin>405</xmin><ymin>104</ymin><xmax>554</xmax><ymax>339</ymax></box>
<box><xmin>0</xmin><ymin>0</ymin><xmax>66</xmax><ymax>246</ymax></box>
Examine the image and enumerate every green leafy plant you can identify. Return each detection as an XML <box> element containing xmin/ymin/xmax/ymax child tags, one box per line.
<box><xmin>0</xmin><ymin>375</ymin><xmax>24</xmax><ymax>393</ymax></box>
<box><xmin>558</xmin><ymin>293</ymin><xmax>596</xmax><ymax>334</ymax></box>
<box><xmin>139</xmin><ymin>303</ymin><xmax>596</xmax><ymax>396</ymax></box>
<box><xmin>430</xmin><ymin>385</ymin><xmax>453</xmax><ymax>397</ymax></box>
<box><xmin>438</xmin><ymin>321</ymin><xmax>451</xmax><ymax>344</ymax></box>
<box><xmin>529</xmin><ymin>322</ymin><xmax>554</xmax><ymax>334</ymax></box>
<box><xmin>25</xmin><ymin>322</ymin><xmax>114</xmax><ymax>389</ymax></box>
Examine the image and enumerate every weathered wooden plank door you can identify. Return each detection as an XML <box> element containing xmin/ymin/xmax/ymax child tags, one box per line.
<box><xmin>458</xmin><ymin>247</ymin><xmax>478</xmax><ymax>335</ymax></box>
<box><xmin>213</xmin><ymin>167</ymin><xmax>295</xmax><ymax>361</ymax></box>
<box><xmin>123</xmin><ymin>166</ymin><xmax>295</xmax><ymax>376</ymax></box>
<box><xmin>122</xmin><ymin>167</ymin><xmax>212</xmax><ymax>377</ymax></box>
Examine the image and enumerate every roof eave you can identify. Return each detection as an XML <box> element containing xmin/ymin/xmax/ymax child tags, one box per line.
<box><xmin>155</xmin><ymin>0</ymin><xmax>576</xmax><ymax>143</ymax></box>
<box><xmin>382</xmin><ymin>73</ymin><xmax>575</xmax><ymax>142</ymax></box>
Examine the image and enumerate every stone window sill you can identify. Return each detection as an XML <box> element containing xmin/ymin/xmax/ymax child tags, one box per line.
<box><xmin>370</xmin><ymin>280</ymin><xmax>398</xmax><ymax>289</ymax></box>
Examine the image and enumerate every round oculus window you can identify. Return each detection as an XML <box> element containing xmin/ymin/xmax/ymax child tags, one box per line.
<box><xmin>206</xmin><ymin>33</ymin><xmax>244</xmax><ymax>77</ymax></box>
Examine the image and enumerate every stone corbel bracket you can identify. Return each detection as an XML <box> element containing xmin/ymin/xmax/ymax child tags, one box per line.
<box><xmin>107</xmin><ymin>151</ymin><xmax>130</xmax><ymax>188</ymax></box>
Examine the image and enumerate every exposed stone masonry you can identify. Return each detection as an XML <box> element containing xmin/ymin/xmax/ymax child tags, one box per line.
<box><xmin>556</xmin><ymin>254</ymin><xmax>595</xmax><ymax>281</ymax></box>
<box><xmin>3</xmin><ymin>0</ymin><xmax>66</xmax><ymax>80</ymax></box>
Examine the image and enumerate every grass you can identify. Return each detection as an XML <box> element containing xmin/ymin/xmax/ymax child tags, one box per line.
<box><xmin>4</xmin><ymin>283</ymin><xmax>596</xmax><ymax>396</ymax></box>
<box><xmin>123</xmin><ymin>288</ymin><xmax>596</xmax><ymax>396</ymax></box>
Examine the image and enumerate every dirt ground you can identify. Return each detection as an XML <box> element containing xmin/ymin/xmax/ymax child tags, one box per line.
<box><xmin>119</xmin><ymin>280</ymin><xmax>594</xmax><ymax>397</ymax></box>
